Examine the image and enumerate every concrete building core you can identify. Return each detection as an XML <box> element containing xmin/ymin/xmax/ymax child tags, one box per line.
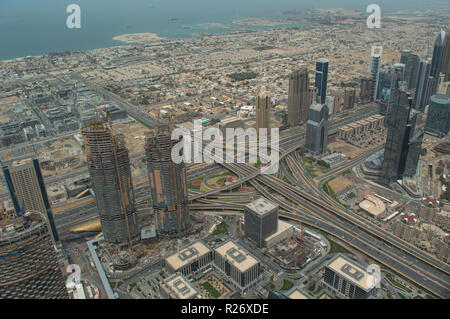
<box><xmin>145</xmin><ymin>124</ymin><xmax>190</xmax><ymax>236</ymax></box>
<box><xmin>82</xmin><ymin>122</ymin><xmax>140</xmax><ymax>245</ymax></box>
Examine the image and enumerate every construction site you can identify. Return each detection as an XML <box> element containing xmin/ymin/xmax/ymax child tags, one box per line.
<box><xmin>266</xmin><ymin>226</ymin><xmax>323</xmax><ymax>270</ymax></box>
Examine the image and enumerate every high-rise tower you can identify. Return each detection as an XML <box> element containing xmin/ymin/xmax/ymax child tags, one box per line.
<box><xmin>2</xmin><ymin>158</ymin><xmax>59</xmax><ymax>247</ymax></box>
<box><xmin>441</xmin><ymin>27</ymin><xmax>450</xmax><ymax>82</ymax></box>
<box><xmin>382</xmin><ymin>88</ymin><xmax>424</xmax><ymax>182</ymax></box>
<box><xmin>0</xmin><ymin>211</ymin><xmax>69</xmax><ymax>299</ymax></box>
<box><xmin>145</xmin><ymin>124</ymin><xmax>190</xmax><ymax>236</ymax></box>
<box><xmin>288</xmin><ymin>68</ymin><xmax>309</xmax><ymax>126</ymax></box>
<box><xmin>82</xmin><ymin>122</ymin><xmax>139</xmax><ymax>245</ymax></box>
<box><xmin>315</xmin><ymin>59</ymin><xmax>329</xmax><ymax>104</ymax></box>
<box><xmin>370</xmin><ymin>46</ymin><xmax>383</xmax><ymax>101</ymax></box>
<box><xmin>400</xmin><ymin>50</ymin><xmax>420</xmax><ymax>90</ymax></box>
<box><xmin>414</xmin><ymin>58</ymin><xmax>432</xmax><ymax>110</ymax></box>
<box><xmin>430</xmin><ymin>29</ymin><xmax>447</xmax><ymax>91</ymax></box>
<box><xmin>306</xmin><ymin>103</ymin><xmax>329</xmax><ymax>155</ymax></box>
<box><xmin>255</xmin><ymin>91</ymin><xmax>271</xmax><ymax>132</ymax></box>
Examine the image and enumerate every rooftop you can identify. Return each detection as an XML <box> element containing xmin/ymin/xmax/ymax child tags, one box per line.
<box><xmin>165</xmin><ymin>241</ymin><xmax>211</xmax><ymax>271</ymax></box>
<box><xmin>246</xmin><ymin>197</ymin><xmax>278</xmax><ymax>216</ymax></box>
<box><xmin>161</xmin><ymin>273</ymin><xmax>201</xmax><ymax>299</ymax></box>
<box><xmin>327</xmin><ymin>255</ymin><xmax>375</xmax><ymax>292</ymax></box>
<box><xmin>359</xmin><ymin>195</ymin><xmax>386</xmax><ymax>217</ymax></box>
<box><xmin>215</xmin><ymin>241</ymin><xmax>259</xmax><ymax>273</ymax></box>
<box><xmin>287</xmin><ymin>288</ymin><xmax>309</xmax><ymax>299</ymax></box>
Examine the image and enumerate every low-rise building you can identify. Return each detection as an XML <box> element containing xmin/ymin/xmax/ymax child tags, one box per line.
<box><xmin>160</xmin><ymin>273</ymin><xmax>202</xmax><ymax>299</ymax></box>
<box><xmin>322</xmin><ymin>254</ymin><xmax>379</xmax><ymax>299</ymax></box>
<box><xmin>213</xmin><ymin>240</ymin><xmax>261</xmax><ymax>293</ymax></box>
<box><xmin>165</xmin><ymin>241</ymin><xmax>213</xmax><ymax>279</ymax></box>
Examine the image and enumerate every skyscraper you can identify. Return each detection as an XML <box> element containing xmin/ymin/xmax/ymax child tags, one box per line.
<box><xmin>0</xmin><ymin>211</ymin><xmax>69</xmax><ymax>299</ymax></box>
<box><xmin>288</xmin><ymin>68</ymin><xmax>309</xmax><ymax>126</ymax></box>
<box><xmin>414</xmin><ymin>58</ymin><xmax>432</xmax><ymax>110</ymax></box>
<box><xmin>360</xmin><ymin>76</ymin><xmax>373</xmax><ymax>105</ymax></box>
<box><xmin>315</xmin><ymin>59</ymin><xmax>329</xmax><ymax>104</ymax></box>
<box><xmin>430</xmin><ymin>29</ymin><xmax>447</xmax><ymax>91</ymax></box>
<box><xmin>2</xmin><ymin>158</ymin><xmax>59</xmax><ymax>246</ymax></box>
<box><xmin>382</xmin><ymin>88</ymin><xmax>424</xmax><ymax>182</ymax></box>
<box><xmin>441</xmin><ymin>27</ymin><xmax>450</xmax><ymax>82</ymax></box>
<box><xmin>400</xmin><ymin>50</ymin><xmax>420</xmax><ymax>90</ymax></box>
<box><xmin>82</xmin><ymin>122</ymin><xmax>140</xmax><ymax>245</ymax></box>
<box><xmin>343</xmin><ymin>87</ymin><xmax>356</xmax><ymax>110</ymax></box>
<box><xmin>386</xmin><ymin>63</ymin><xmax>406</xmax><ymax>118</ymax></box>
<box><xmin>370</xmin><ymin>46</ymin><xmax>383</xmax><ymax>101</ymax></box>
<box><xmin>145</xmin><ymin>124</ymin><xmax>190</xmax><ymax>236</ymax></box>
<box><xmin>425</xmin><ymin>94</ymin><xmax>450</xmax><ymax>137</ymax></box>
<box><xmin>255</xmin><ymin>91</ymin><xmax>271</xmax><ymax>132</ymax></box>
<box><xmin>306</xmin><ymin>103</ymin><xmax>329</xmax><ymax>155</ymax></box>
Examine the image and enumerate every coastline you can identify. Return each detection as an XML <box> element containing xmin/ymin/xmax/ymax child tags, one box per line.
<box><xmin>112</xmin><ymin>32</ymin><xmax>167</xmax><ymax>44</ymax></box>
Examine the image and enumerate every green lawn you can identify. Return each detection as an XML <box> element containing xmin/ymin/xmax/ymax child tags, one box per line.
<box><xmin>329</xmin><ymin>240</ymin><xmax>352</xmax><ymax>254</ymax></box>
<box><xmin>280</xmin><ymin>280</ymin><xmax>294</xmax><ymax>291</ymax></box>
<box><xmin>384</xmin><ymin>274</ymin><xmax>412</xmax><ymax>293</ymax></box>
<box><xmin>201</xmin><ymin>282</ymin><xmax>221</xmax><ymax>298</ymax></box>
<box><xmin>213</xmin><ymin>222</ymin><xmax>229</xmax><ymax>235</ymax></box>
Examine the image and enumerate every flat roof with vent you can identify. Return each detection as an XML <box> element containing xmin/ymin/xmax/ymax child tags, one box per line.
<box><xmin>327</xmin><ymin>255</ymin><xmax>375</xmax><ymax>292</ymax></box>
<box><xmin>215</xmin><ymin>241</ymin><xmax>258</xmax><ymax>272</ymax></box>
<box><xmin>165</xmin><ymin>241</ymin><xmax>211</xmax><ymax>271</ymax></box>
<box><xmin>161</xmin><ymin>273</ymin><xmax>201</xmax><ymax>299</ymax></box>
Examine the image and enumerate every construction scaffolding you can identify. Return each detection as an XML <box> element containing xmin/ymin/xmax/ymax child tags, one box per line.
<box><xmin>82</xmin><ymin>120</ymin><xmax>139</xmax><ymax>246</ymax></box>
<box><xmin>144</xmin><ymin>114</ymin><xmax>190</xmax><ymax>236</ymax></box>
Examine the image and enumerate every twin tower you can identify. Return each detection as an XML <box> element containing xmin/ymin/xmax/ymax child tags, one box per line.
<box><xmin>82</xmin><ymin>122</ymin><xmax>190</xmax><ymax>246</ymax></box>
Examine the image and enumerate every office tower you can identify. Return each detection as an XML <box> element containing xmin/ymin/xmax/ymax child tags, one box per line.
<box><xmin>325</xmin><ymin>95</ymin><xmax>335</xmax><ymax>115</ymax></box>
<box><xmin>414</xmin><ymin>58</ymin><xmax>432</xmax><ymax>110</ymax></box>
<box><xmin>370</xmin><ymin>46</ymin><xmax>383</xmax><ymax>101</ymax></box>
<box><xmin>360</xmin><ymin>76</ymin><xmax>373</xmax><ymax>105</ymax></box>
<box><xmin>322</xmin><ymin>254</ymin><xmax>378</xmax><ymax>299</ymax></box>
<box><xmin>430</xmin><ymin>29</ymin><xmax>447</xmax><ymax>91</ymax></box>
<box><xmin>400</xmin><ymin>50</ymin><xmax>420</xmax><ymax>90</ymax></box>
<box><xmin>244</xmin><ymin>197</ymin><xmax>278</xmax><ymax>248</ymax></box>
<box><xmin>306</xmin><ymin>103</ymin><xmax>329</xmax><ymax>155</ymax></box>
<box><xmin>425</xmin><ymin>94</ymin><xmax>450</xmax><ymax>137</ymax></box>
<box><xmin>82</xmin><ymin>122</ymin><xmax>139</xmax><ymax>245</ymax></box>
<box><xmin>288</xmin><ymin>68</ymin><xmax>309</xmax><ymax>126</ymax></box>
<box><xmin>2</xmin><ymin>158</ymin><xmax>59</xmax><ymax>246</ymax></box>
<box><xmin>441</xmin><ymin>27</ymin><xmax>450</xmax><ymax>81</ymax></box>
<box><xmin>315</xmin><ymin>59</ymin><xmax>329</xmax><ymax>104</ymax></box>
<box><xmin>343</xmin><ymin>88</ymin><xmax>356</xmax><ymax>110</ymax></box>
<box><xmin>145</xmin><ymin>124</ymin><xmax>190</xmax><ymax>235</ymax></box>
<box><xmin>386</xmin><ymin>63</ymin><xmax>406</xmax><ymax>118</ymax></box>
<box><xmin>308</xmin><ymin>86</ymin><xmax>318</xmax><ymax>107</ymax></box>
<box><xmin>382</xmin><ymin>88</ymin><xmax>424</xmax><ymax>182</ymax></box>
<box><xmin>255</xmin><ymin>91</ymin><xmax>271</xmax><ymax>132</ymax></box>
<box><xmin>213</xmin><ymin>240</ymin><xmax>261</xmax><ymax>293</ymax></box>
<box><xmin>0</xmin><ymin>211</ymin><xmax>69</xmax><ymax>299</ymax></box>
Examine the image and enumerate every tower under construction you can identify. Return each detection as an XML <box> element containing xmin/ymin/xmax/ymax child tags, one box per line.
<box><xmin>0</xmin><ymin>211</ymin><xmax>69</xmax><ymax>299</ymax></box>
<box><xmin>82</xmin><ymin>122</ymin><xmax>139</xmax><ymax>245</ymax></box>
<box><xmin>145</xmin><ymin>123</ymin><xmax>190</xmax><ymax>236</ymax></box>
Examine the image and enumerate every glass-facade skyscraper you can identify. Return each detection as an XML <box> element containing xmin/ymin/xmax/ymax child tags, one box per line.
<box><xmin>315</xmin><ymin>59</ymin><xmax>329</xmax><ymax>105</ymax></box>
